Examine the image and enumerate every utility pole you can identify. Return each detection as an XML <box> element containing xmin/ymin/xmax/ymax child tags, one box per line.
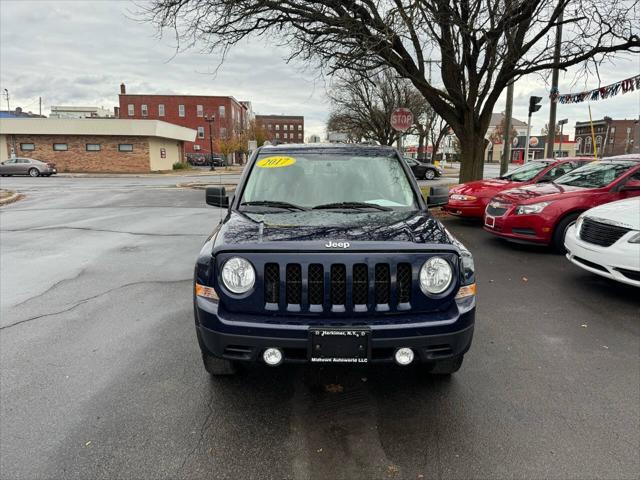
<box><xmin>205</xmin><ymin>114</ymin><xmax>216</xmax><ymax>171</ymax></box>
<box><xmin>39</xmin><ymin>97</ymin><xmax>42</xmax><ymax>117</ymax></box>
<box><xmin>525</xmin><ymin>96</ymin><xmax>542</xmax><ymax>162</ymax></box>
<box><xmin>602</xmin><ymin>116</ymin><xmax>612</xmax><ymax>157</ymax></box>
<box><xmin>500</xmin><ymin>81</ymin><xmax>514</xmax><ymax>176</ymax></box>
<box><xmin>3</xmin><ymin>89</ymin><xmax>9</xmax><ymax>113</ymax></box>
<box><xmin>545</xmin><ymin>8</ymin><xmax>564</xmax><ymax>158</ymax></box>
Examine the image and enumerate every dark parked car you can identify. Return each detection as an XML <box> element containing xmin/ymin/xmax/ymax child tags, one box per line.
<box><xmin>404</xmin><ymin>157</ymin><xmax>443</xmax><ymax>180</ymax></box>
<box><xmin>0</xmin><ymin>157</ymin><xmax>57</xmax><ymax>177</ymax></box>
<box><xmin>193</xmin><ymin>144</ymin><xmax>476</xmax><ymax>377</ymax></box>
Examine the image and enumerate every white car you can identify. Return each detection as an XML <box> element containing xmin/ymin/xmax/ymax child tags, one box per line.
<box><xmin>565</xmin><ymin>198</ymin><xmax>640</xmax><ymax>287</ymax></box>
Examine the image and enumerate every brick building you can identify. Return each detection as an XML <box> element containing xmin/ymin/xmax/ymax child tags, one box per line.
<box><xmin>0</xmin><ymin>118</ymin><xmax>195</xmax><ymax>172</ymax></box>
<box><xmin>574</xmin><ymin>118</ymin><xmax>640</xmax><ymax>157</ymax></box>
<box><xmin>117</xmin><ymin>83</ymin><xmax>249</xmax><ymax>162</ymax></box>
<box><xmin>255</xmin><ymin>114</ymin><xmax>304</xmax><ymax>144</ymax></box>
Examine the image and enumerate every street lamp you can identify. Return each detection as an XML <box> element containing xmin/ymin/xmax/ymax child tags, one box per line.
<box><xmin>204</xmin><ymin>114</ymin><xmax>216</xmax><ymax>171</ymax></box>
<box><xmin>557</xmin><ymin>118</ymin><xmax>568</xmax><ymax>158</ymax></box>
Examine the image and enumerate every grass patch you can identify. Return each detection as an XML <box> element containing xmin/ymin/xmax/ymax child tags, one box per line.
<box><xmin>172</xmin><ymin>162</ymin><xmax>191</xmax><ymax>170</ymax></box>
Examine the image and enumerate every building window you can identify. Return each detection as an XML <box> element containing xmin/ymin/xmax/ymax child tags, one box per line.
<box><xmin>197</xmin><ymin>105</ymin><xmax>204</xmax><ymax>117</ymax></box>
<box><xmin>118</xmin><ymin>144</ymin><xmax>133</xmax><ymax>152</ymax></box>
<box><xmin>86</xmin><ymin>144</ymin><xmax>101</xmax><ymax>151</ymax></box>
<box><xmin>268</xmin><ymin>124</ymin><xmax>272</xmax><ymax>130</ymax></box>
<box><xmin>585</xmin><ymin>136</ymin><xmax>592</xmax><ymax>154</ymax></box>
<box><xmin>595</xmin><ymin>135</ymin><xmax>602</xmax><ymax>147</ymax></box>
<box><xmin>158</xmin><ymin>104</ymin><xmax>165</xmax><ymax>116</ymax></box>
<box><xmin>53</xmin><ymin>143</ymin><xmax>68</xmax><ymax>151</ymax></box>
<box><xmin>178</xmin><ymin>104</ymin><xmax>185</xmax><ymax>117</ymax></box>
<box><xmin>275</xmin><ymin>132</ymin><xmax>280</xmax><ymax>139</ymax></box>
<box><xmin>141</xmin><ymin>104</ymin><xmax>148</xmax><ymax>117</ymax></box>
<box><xmin>610</xmin><ymin>127</ymin><xmax>616</xmax><ymax>134</ymax></box>
<box><xmin>298</xmin><ymin>125</ymin><xmax>302</xmax><ymax>131</ymax></box>
<box><xmin>283</xmin><ymin>124</ymin><xmax>288</xmax><ymax>131</ymax></box>
<box><xmin>20</xmin><ymin>143</ymin><xmax>35</xmax><ymax>151</ymax></box>
<box><xmin>275</xmin><ymin>124</ymin><xmax>280</xmax><ymax>130</ymax></box>
<box><xmin>290</xmin><ymin>124</ymin><xmax>294</xmax><ymax>130</ymax></box>
<box><xmin>127</xmin><ymin>104</ymin><xmax>134</xmax><ymax>116</ymax></box>
<box><xmin>220</xmin><ymin>127</ymin><xmax>227</xmax><ymax>139</ymax></box>
<box><xmin>298</xmin><ymin>133</ymin><xmax>302</xmax><ymax>139</ymax></box>
<box><xmin>218</xmin><ymin>105</ymin><xmax>226</xmax><ymax>118</ymax></box>
<box><xmin>575</xmin><ymin>137</ymin><xmax>582</xmax><ymax>153</ymax></box>
<box><xmin>197</xmin><ymin>126</ymin><xmax>205</xmax><ymax>138</ymax></box>
<box><xmin>284</xmin><ymin>133</ymin><xmax>288</xmax><ymax>139</ymax></box>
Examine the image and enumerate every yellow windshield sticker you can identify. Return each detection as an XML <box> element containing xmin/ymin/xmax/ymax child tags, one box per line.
<box><xmin>257</xmin><ymin>156</ymin><xmax>296</xmax><ymax>168</ymax></box>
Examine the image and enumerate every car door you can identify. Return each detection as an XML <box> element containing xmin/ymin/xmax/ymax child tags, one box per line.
<box><xmin>16</xmin><ymin>158</ymin><xmax>32</xmax><ymax>175</ymax></box>
<box><xmin>0</xmin><ymin>158</ymin><xmax>19</xmax><ymax>174</ymax></box>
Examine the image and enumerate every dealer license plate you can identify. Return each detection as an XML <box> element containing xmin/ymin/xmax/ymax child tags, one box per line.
<box><xmin>485</xmin><ymin>215</ymin><xmax>495</xmax><ymax>228</ymax></box>
<box><xmin>309</xmin><ymin>328</ymin><xmax>370</xmax><ymax>364</ymax></box>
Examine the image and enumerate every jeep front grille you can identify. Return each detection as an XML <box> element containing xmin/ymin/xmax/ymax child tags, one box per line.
<box><xmin>263</xmin><ymin>262</ymin><xmax>414</xmax><ymax>313</ymax></box>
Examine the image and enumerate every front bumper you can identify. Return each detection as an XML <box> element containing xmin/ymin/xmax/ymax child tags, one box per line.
<box><xmin>442</xmin><ymin>200</ymin><xmax>486</xmax><ymax>218</ymax></box>
<box><xmin>564</xmin><ymin>225</ymin><xmax>640</xmax><ymax>287</ymax></box>
<box><xmin>195</xmin><ymin>297</ymin><xmax>475</xmax><ymax>364</ymax></box>
<box><xmin>483</xmin><ymin>211</ymin><xmax>552</xmax><ymax>245</ymax></box>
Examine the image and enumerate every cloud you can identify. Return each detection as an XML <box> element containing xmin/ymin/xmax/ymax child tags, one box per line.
<box><xmin>1</xmin><ymin>0</ymin><xmax>637</xmax><ymax>140</ymax></box>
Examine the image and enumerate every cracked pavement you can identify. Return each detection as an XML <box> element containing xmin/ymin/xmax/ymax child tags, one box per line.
<box><xmin>1</xmin><ymin>175</ymin><xmax>639</xmax><ymax>479</ymax></box>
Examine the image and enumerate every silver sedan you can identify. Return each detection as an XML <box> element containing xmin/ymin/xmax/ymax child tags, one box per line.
<box><xmin>0</xmin><ymin>157</ymin><xmax>57</xmax><ymax>177</ymax></box>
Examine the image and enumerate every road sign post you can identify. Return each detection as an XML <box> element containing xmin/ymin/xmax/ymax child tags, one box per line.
<box><xmin>391</xmin><ymin>108</ymin><xmax>413</xmax><ymax>154</ymax></box>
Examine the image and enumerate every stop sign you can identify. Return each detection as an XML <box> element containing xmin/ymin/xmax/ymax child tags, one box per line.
<box><xmin>391</xmin><ymin>108</ymin><xmax>413</xmax><ymax>132</ymax></box>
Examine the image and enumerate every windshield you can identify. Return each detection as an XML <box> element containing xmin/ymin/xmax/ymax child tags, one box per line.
<box><xmin>502</xmin><ymin>162</ymin><xmax>549</xmax><ymax>182</ymax></box>
<box><xmin>240</xmin><ymin>151</ymin><xmax>418</xmax><ymax>211</ymax></box>
<box><xmin>554</xmin><ymin>161</ymin><xmax>636</xmax><ymax>188</ymax></box>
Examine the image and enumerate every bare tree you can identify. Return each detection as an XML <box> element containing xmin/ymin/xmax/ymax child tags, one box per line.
<box><xmin>327</xmin><ymin>70</ymin><xmax>428</xmax><ymax>145</ymax></box>
<box><xmin>144</xmin><ymin>0</ymin><xmax>640</xmax><ymax>181</ymax></box>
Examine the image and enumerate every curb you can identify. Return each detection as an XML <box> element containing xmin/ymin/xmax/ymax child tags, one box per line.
<box><xmin>0</xmin><ymin>192</ymin><xmax>23</xmax><ymax>206</ymax></box>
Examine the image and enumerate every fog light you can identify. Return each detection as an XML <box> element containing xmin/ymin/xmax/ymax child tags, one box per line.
<box><xmin>394</xmin><ymin>347</ymin><xmax>414</xmax><ymax>366</ymax></box>
<box><xmin>263</xmin><ymin>348</ymin><xmax>283</xmax><ymax>366</ymax></box>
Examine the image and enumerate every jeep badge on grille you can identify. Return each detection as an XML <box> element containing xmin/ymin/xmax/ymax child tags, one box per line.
<box><xmin>325</xmin><ymin>241</ymin><xmax>350</xmax><ymax>249</ymax></box>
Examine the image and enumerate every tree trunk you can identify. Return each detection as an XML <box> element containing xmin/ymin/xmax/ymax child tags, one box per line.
<box><xmin>458</xmin><ymin>132</ymin><xmax>487</xmax><ymax>183</ymax></box>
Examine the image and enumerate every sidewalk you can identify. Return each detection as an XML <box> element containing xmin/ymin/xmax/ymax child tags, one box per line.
<box><xmin>56</xmin><ymin>166</ymin><xmax>245</xmax><ymax>178</ymax></box>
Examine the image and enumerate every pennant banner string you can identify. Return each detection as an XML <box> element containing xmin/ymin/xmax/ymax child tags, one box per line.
<box><xmin>549</xmin><ymin>75</ymin><xmax>640</xmax><ymax>104</ymax></box>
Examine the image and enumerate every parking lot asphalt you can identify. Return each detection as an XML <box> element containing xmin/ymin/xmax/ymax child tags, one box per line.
<box><xmin>1</xmin><ymin>176</ymin><xmax>638</xmax><ymax>480</ymax></box>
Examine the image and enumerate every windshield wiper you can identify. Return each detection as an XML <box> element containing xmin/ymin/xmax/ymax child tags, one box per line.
<box><xmin>312</xmin><ymin>201</ymin><xmax>392</xmax><ymax>211</ymax></box>
<box><xmin>240</xmin><ymin>200</ymin><xmax>308</xmax><ymax>211</ymax></box>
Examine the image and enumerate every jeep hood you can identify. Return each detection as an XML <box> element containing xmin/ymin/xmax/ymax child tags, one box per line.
<box><xmin>212</xmin><ymin>210</ymin><xmax>454</xmax><ymax>252</ymax></box>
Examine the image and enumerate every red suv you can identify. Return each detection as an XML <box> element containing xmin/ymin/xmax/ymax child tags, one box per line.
<box><xmin>483</xmin><ymin>156</ymin><xmax>640</xmax><ymax>251</ymax></box>
<box><xmin>443</xmin><ymin>158</ymin><xmax>591</xmax><ymax>218</ymax></box>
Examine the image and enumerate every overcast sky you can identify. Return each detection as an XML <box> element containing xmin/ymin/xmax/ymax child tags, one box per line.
<box><xmin>1</xmin><ymin>0</ymin><xmax>638</xmax><ymax>141</ymax></box>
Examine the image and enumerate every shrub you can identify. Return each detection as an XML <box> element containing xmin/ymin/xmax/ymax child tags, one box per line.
<box><xmin>172</xmin><ymin>162</ymin><xmax>190</xmax><ymax>170</ymax></box>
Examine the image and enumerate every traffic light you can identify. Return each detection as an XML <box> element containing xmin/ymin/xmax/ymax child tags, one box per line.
<box><xmin>529</xmin><ymin>96</ymin><xmax>542</xmax><ymax>114</ymax></box>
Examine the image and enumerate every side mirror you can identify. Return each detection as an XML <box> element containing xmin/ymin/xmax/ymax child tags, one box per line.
<box><xmin>426</xmin><ymin>185</ymin><xmax>449</xmax><ymax>208</ymax></box>
<box><xmin>205</xmin><ymin>186</ymin><xmax>229</xmax><ymax>207</ymax></box>
<box><xmin>621</xmin><ymin>179</ymin><xmax>640</xmax><ymax>191</ymax></box>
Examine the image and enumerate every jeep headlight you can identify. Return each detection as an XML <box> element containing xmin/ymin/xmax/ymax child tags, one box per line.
<box><xmin>419</xmin><ymin>257</ymin><xmax>453</xmax><ymax>294</ymax></box>
<box><xmin>515</xmin><ymin>201</ymin><xmax>552</xmax><ymax>215</ymax></box>
<box><xmin>221</xmin><ymin>257</ymin><xmax>255</xmax><ymax>294</ymax></box>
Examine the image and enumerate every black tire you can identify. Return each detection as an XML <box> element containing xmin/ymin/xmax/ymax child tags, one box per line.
<box><xmin>428</xmin><ymin>354</ymin><xmax>464</xmax><ymax>375</ymax></box>
<box><xmin>424</xmin><ymin>169</ymin><xmax>436</xmax><ymax>180</ymax></box>
<box><xmin>28</xmin><ymin>168</ymin><xmax>40</xmax><ymax>177</ymax></box>
<box><xmin>552</xmin><ymin>212</ymin><xmax>580</xmax><ymax>253</ymax></box>
<box><xmin>202</xmin><ymin>352</ymin><xmax>238</xmax><ymax>376</ymax></box>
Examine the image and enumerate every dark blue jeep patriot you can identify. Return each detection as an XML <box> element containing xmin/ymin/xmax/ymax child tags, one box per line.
<box><xmin>194</xmin><ymin>144</ymin><xmax>476</xmax><ymax>376</ymax></box>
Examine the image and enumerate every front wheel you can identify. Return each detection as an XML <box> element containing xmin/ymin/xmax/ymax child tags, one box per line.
<box><xmin>427</xmin><ymin>354</ymin><xmax>464</xmax><ymax>375</ymax></box>
<box><xmin>552</xmin><ymin>212</ymin><xmax>580</xmax><ymax>253</ymax></box>
<box><xmin>424</xmin><ymin>169</ymin><xmax>436</xmax><ymax>180</ymax></box>
<box><xmin>28</xmin><ymin>168</ymin><xmax>40</xmax><ymax>177</ymax></box>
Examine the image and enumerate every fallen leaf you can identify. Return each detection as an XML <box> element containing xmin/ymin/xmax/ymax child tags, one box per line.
<box><xmin>85</xmin><ymin>441</ymin><xmax>92</xmax><ymax>447</ymax></box>
<box><xmin>522</xmin><ymin>276</ymin><xmax>528</xmax><ymax>282</ymax></box>
<box><xmin>387</xmin><ymin>464</ymin><xmax>399</xmax><ymax>476</ymax></box>
<box><xmin>317</xmin><ymin>448</ymin><xmax>323</xmax><ymax>453</ymax></box>
<box><xmin>581</xmin><ymin>324</ymin><xmax>588</xmax><ymax>328</ymax></box>
<box><xmin>325</xmin><ymin>384</ymin><xmax>344</xmax><ymax>393</ymax></box>
<box><xmin>602</xmin><ymin>345</ymin><xmax>609</xmax><ymax>349</ymax></box>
